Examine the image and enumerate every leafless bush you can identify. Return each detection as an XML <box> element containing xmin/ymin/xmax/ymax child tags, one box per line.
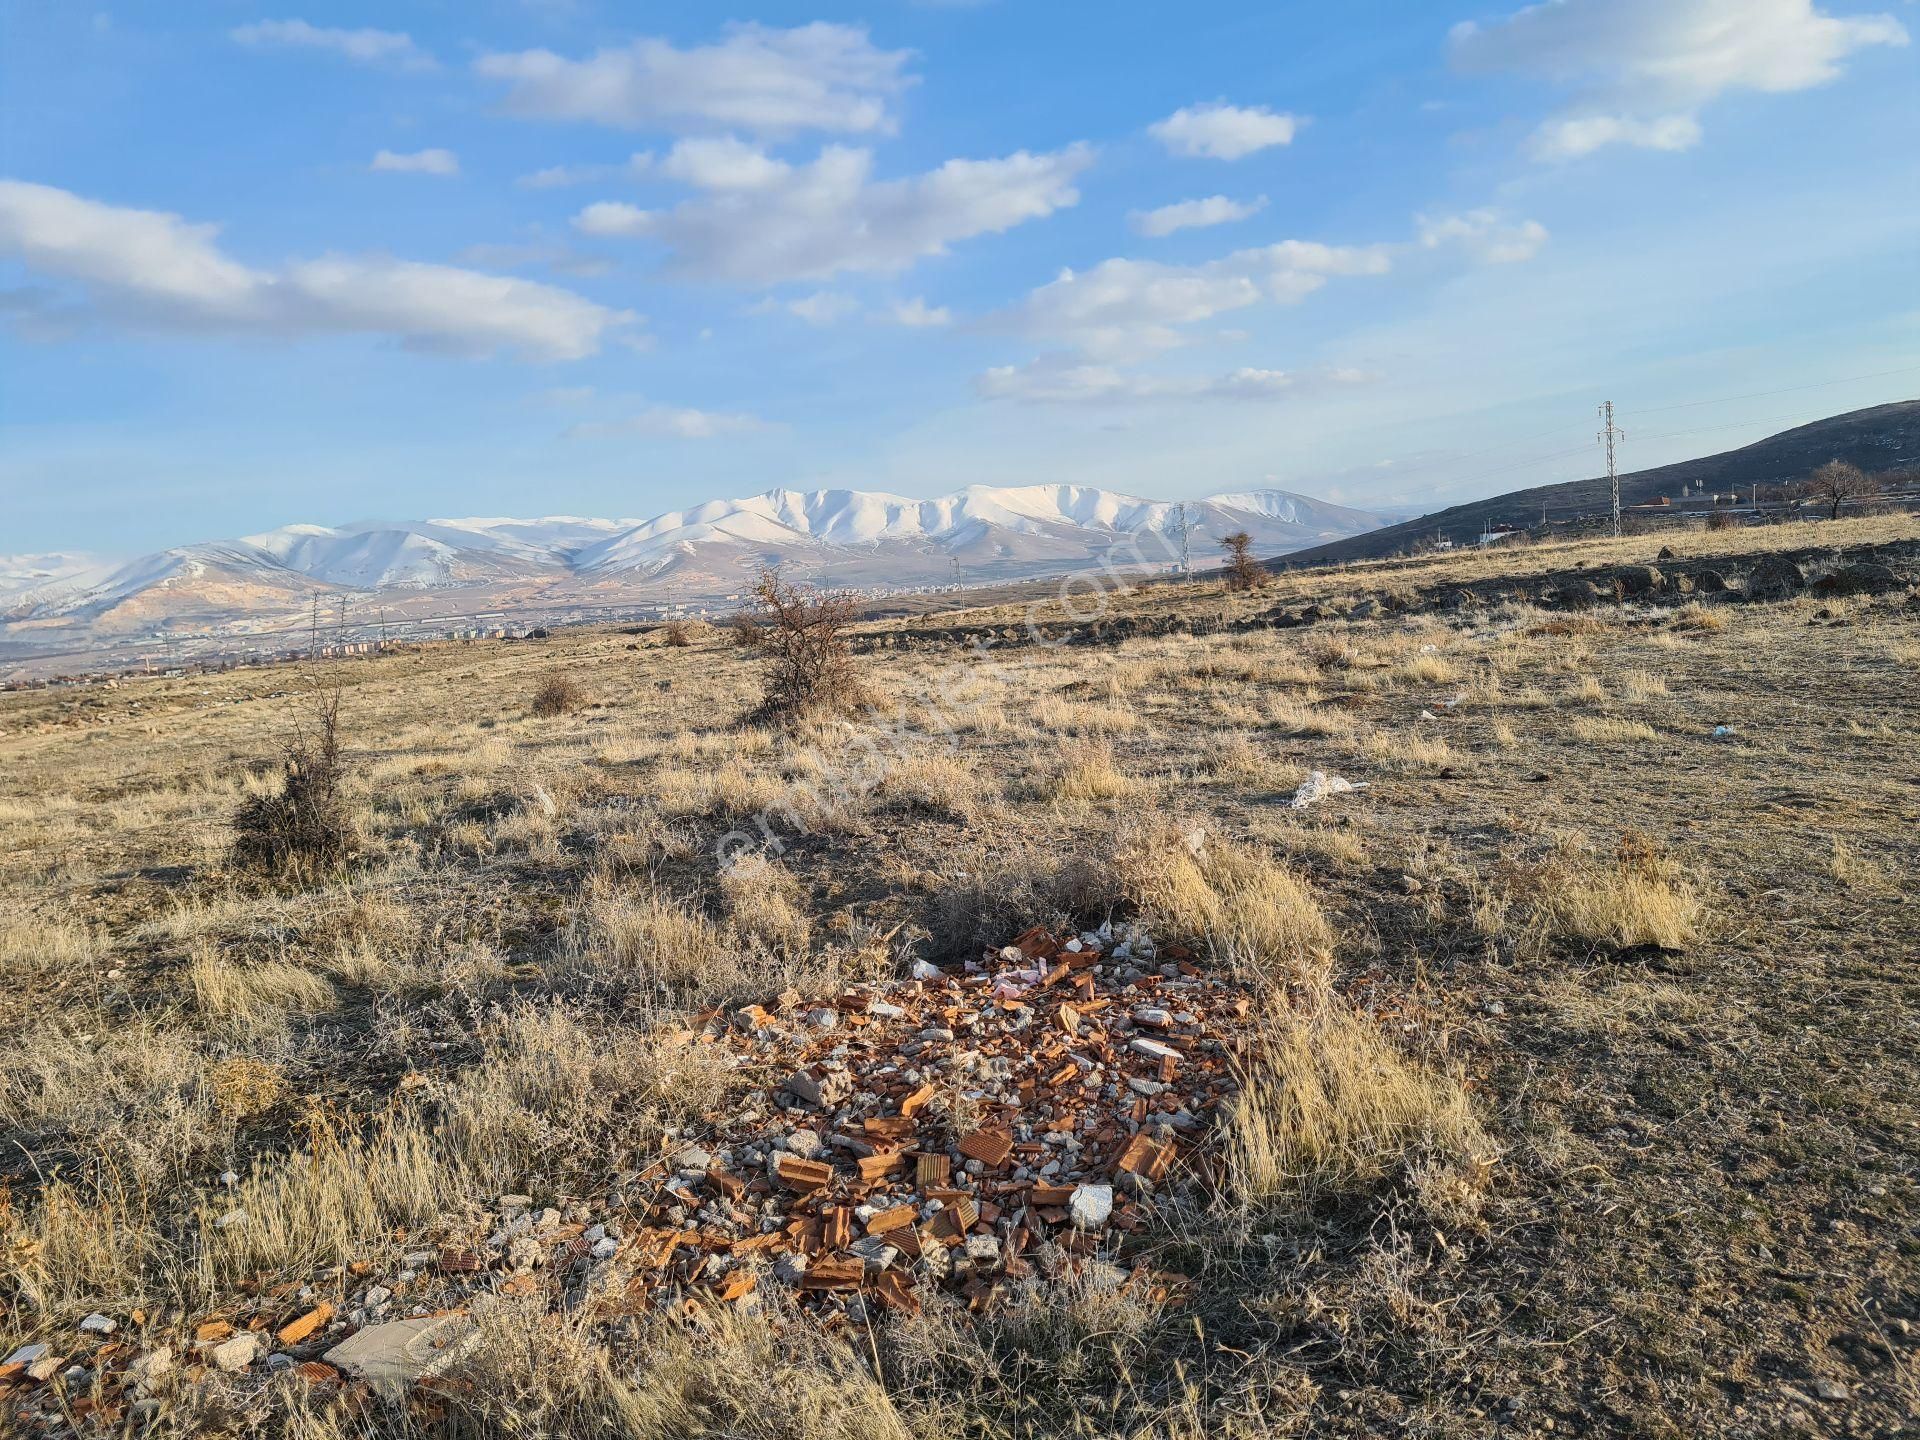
<box><xmin>661</xmin><ymin>620</ymin><xmax>694</xmax><ymax>647</ymax></box>
<box><xmin>1705</xmin><ymin>509</ymin><xmax>1740</xmax><ymax>531</ymax></box>
<box><xmin>232</xmin><ymin>685</ymin><xmax>355</xmax><ymax>879</ymax></box>
<box><xmin>531</xmin><ymin>671</ymin><xmax>585</xmax><ymax>717</ymax></box>
<box><xmin>744</xmin><ymin>568</ymin><xmax>874</xmax><ymax>725</ymax></box>
<box><xmin>726</xmin><ymin>609</ymin><xmax>763</xmax><ymax>648</ymax></box>
<box><xmin>1220</xmin><ymin>530</ymin><xmax>1268</xmax><ymax>592</ymax></box>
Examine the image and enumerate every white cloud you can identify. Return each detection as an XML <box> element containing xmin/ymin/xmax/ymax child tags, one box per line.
<box><xmin>1525</xmin><ymin>113</ymin><xmax>1703</xmax><ymax>159</ymax></box>
<box><xmin>371</xmin><ymin>148</ymin><xmax>460</xmax><ymax>176</ymax></box>
<box><xmin>890</xmin><ymin>297</ymin><xmax>951</xmax><ymax>327</ymax></box>
<box><xmin>1148</xmin><ymin>103</ymin><xmax>1299</xmax><ymax>160</ymax></box>
<box><xmin>572</xmin><ymin>202</ymin><xmax>652</xmax><ymax>238</ymax></box>
<box><xmin>659</xmin><ymin>136</ymin><xmax>789</xmax><ymax>190</ymax></box>
<box><xmin>1415</xmin><ymin>209</ymin><xmax>1550</xmax><ymax>263</ymax></box>
<box><xmin>476</xmin><ymin>22</ymin><xmax>914</xmax><ymax>135</ymax></box>
<box><xmin>572</xmin><ymin>140</ymin><xmax>1092</xmax><ymax>284</ymax></box>
<box><xmin>759</xmin><ymin>291</ymin><xmax>860</xmax><ymax>325</ymax></box>
<box><xmin>1451</xmin><ymin>0</ymin><xmax>1906</xmax><ymax>157</ymax></box>
<box><xmin>230</xmin><ymin>19</ymin><xmax>434</xmax><ymax>70</ymax></box>
<box><xmin>977</xmin><ymin>354</ymin><xmax>1374</xmax><ymax>404</ymax></box>
<box><xmin>569</xmin><ymin>405</ymin><xmax>767</xmax><ymax>439</ymax></box>
<box><xmin>1130</xmin><ymin>194</ymin><xmax>1267</xmax><ymax>238</ymax></box>
<box><xmin>0</xmin><ymin>179</ymin><xmax>632</xmax><ymax>361</ymax></box>
<box><xmin>1002</xmin><ymin>240</ymin><xmax>1392</xmax><ymax>360</ymax></box>
<box><xmin>516</xmin><ymin>154</ymin><xmax>653</xmax><ymax>189</ymax></box>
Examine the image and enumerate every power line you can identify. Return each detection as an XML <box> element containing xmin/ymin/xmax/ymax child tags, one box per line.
<box><xmin>1340</xmin><ymin>368</ymin><xmax>1918</xmax><ymax>502</ymax></box>
<box><xmin>1632</xmin><ymin>362</ymin><xmax>1920</xmax><ymax>416</ymax></box>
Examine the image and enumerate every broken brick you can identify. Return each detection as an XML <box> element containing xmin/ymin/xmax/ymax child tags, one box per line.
<box><xmin>275</xmin><ymin>1302</ymin><xmax>333</xmax><ymax>1346</ymax></box>
<box><xmin>957</xmin><ymin>1129</ymin><xmax>1014</xmax><ymax>1167</ymax></box>
<box><xmin>774</xmin><ymin>1154</ymin><xmax>834</xmax><ymax>1192</ymax></box>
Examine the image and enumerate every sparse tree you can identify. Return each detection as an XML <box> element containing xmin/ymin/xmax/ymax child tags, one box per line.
<box><xmin>1220</xmin><ymin>531</ymin><xmax>1268</xmax><ymax>592</ymax></box>
<box><xmin>1801</xmin><ymin>459</ymin><xmax>1874</xmax><ymax>521</ymax></box>
<box><xmin>745</xmin><ymin>568</ymin><xmax>872</xmax><ymax>725</ymax></box>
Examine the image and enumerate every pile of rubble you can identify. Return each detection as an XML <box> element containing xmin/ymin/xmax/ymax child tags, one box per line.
<box><xmin>2</xmin><ymin>922</ymin><xmax>1263</xmax><ymax>1423</ymax></box>
<box><xmin>607</xmin><ymin>920</ymin><xmax>1257</xmax><ymax>1322</ymax></box>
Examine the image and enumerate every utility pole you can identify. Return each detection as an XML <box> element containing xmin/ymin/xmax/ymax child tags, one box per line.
<box><xmin>1597</xmin><ymin>401</ymin><xmax>1625</xmax><ymax>538</ymax></box>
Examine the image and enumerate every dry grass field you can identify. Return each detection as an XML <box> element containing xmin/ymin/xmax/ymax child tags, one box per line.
<box><xmin>1</xmin><ymin>515</ymin><xmax>1916</xmax><ymax>1438</ymax></box>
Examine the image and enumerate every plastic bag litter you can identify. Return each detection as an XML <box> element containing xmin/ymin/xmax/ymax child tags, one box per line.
<box><xmin>1287</xmin><ymin>770</ymin><xmax>1369</xmax><ymax>809</ymax></box>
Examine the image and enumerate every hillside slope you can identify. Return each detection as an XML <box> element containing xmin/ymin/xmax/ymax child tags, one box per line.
<box><xmin>1279</xmin><ymin>399</ymin><xmax>1920</xmax><ymax>567</ymax></box>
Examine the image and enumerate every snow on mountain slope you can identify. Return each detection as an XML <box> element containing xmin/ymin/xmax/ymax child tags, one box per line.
<box><xmin>241</xmin><ymin>516</ymin><xmax>644</xmax><ymax>588</ymax></box>
<box><xmin>7</xmin><ymin>485</ymin><xmax>1394</xmax><ymax>639</ymax></box>
<box><xmin>0</xmin><ymin>552</ymin><xmax>112</xmax><ymax>606</ymax></box>
<box><xmin>1205</xmin><ymin>488</ymin><xmax>1398</xmax><ymax>532</ymax></box>
<box><xmin>574</xmin><ymin>483</ymin><xmax>1375</xmax><ymax>576</ymax></box>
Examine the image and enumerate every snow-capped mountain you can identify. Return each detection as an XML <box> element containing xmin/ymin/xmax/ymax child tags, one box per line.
<box><xmin>4</xmin><ymin>484</ymin><xmax>1393</xmax><ymax>655</ymax></box>
<box><xmin>570</xmin><ymin>485</ymin><xmax>1387</xmax><ymax>578</ymax></box>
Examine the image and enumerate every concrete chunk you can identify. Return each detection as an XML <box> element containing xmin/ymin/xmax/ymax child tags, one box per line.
<box><xmin>322</xmin><ymin>1315</ymin><xmax>478</xmax><ymax>1396</ymax></box>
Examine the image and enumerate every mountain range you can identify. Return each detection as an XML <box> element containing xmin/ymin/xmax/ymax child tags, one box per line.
<box><xmin>2</xmin><ymin>484</ymin><xmax>1399</xmax><ymax>661</ymax></box>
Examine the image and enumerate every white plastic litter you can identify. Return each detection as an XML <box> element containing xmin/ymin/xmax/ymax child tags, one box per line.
<box><xmin>1287</xmin><ymin>770</ymin><xmax>1369</xmax><ymax>810</ymax></box>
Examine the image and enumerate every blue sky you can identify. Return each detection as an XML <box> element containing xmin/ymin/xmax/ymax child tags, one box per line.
<box><xmin>2</xmin><ymin>0</ymin><xmax>1916</xmax><ymax>555</ymax></box>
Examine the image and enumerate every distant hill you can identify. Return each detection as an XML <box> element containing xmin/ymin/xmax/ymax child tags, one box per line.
<box><xmin>1280</xmin><ymin>400</ymin><xmax>1920</xmax><ymax>567</ymax></box>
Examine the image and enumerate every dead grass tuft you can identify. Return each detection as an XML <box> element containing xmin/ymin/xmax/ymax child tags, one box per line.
<box><xmin>1120</xmin><ymin>826</ymin><xmax>1332</xmax><ymax>992</ymax></box>
<box><xmin>1228</xmin><ymin>1000</ymin><xmax>1491</xmax><ymax>1207</ymax></box>
<box><xmin>1534</xmin><ymin>832</ymin><xmax>1704</xmax><ymax>950</ymax></box>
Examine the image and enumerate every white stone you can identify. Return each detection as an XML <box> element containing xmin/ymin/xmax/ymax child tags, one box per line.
<box><xmin>210</xmin><ymin>1334</ymin><xmax>260</xmax><ymax>1373</ymax></box>
<box><xmin>782</xmin><ymin>1128</ymin><xmax>825</xmax><ymax>1160</ymax></box>
<box><xmin>79</xmin><ymin>1313</ymin><xmax>116</xmax><ymax>1335</ymax></box>
<box><xmin>1128</xmin><ymin>1037</ymin><xmax>1182</xmax><ymax>1062</ymax></box>
<box><xmin>1069</xmin><ymin>1184</ymin><xmax>1113</xmax><ymax>1231</ymax></box>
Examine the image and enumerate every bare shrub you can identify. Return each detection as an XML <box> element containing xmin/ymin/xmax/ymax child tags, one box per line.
<box><xmin>726</xmin><ymin>608</ymin><xmax>763</xmax><ymax>647</ymax></box>
<box><xmin>232</xmin><ymin>686</ymin><xmax>355</xmax><ymax>879</ymax></box>
<box><xmin>1220</xmin><ymin>530</ymin><xmax>1268</xmax><ymax>592</ymax></box>
<box><xmin>531</xmin><ymin>671</ymin><xmax>585</xmax><ymax>717</ymax></box>
<box><xmin>1706</xmin><ymin>509</ymin><xmax>1740</xmax><ymax>531</ymax></box>
<box><xmin>744</xmin><ymin>569</ymin><xmax>873</xmax><ymax>726</ymax></box>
